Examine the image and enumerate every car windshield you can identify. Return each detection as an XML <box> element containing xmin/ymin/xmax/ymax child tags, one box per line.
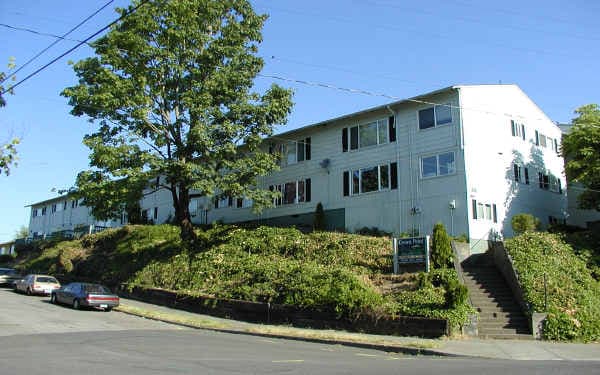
<box><xmin>83</xmin><ymin>284</ymin><xmax>111</xmax><ymax>294</ymax></box>
<box><xmin>36</xmin><ymin>277</ymin><xmax>58</xmax><ymax>283</ymax></box>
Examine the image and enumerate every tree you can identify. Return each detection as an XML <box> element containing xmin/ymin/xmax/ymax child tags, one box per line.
<box><xmin>14</xmin><ymin>225</ymin><xmax>29</xmax><ymax>240</ymax></box>
<box><xmin>62</xmin><ymin>0</ymin><xmax>293</xmax><ymax>246</ymax></box>
<box><xmin>431</xmin><ymin>222</ymin><xmax>452</xmax><ymax>269</ymax></box>
<box><xmin>562</xmin><ymin>104</ymin><xmax>600</xmax><ymax>211</ymax></box>
<box><xmin>1</xmin><ymin>58</ymin><xmax>19</xmax><ymax>176</ymax></box>
<box><xmin>511</xmin><ymin>213</ymin><xmax>540</xmax><ymax>234</ymax></box>
<box><xmin>313</xmin><ymin>202</ymin><xmax>325</xmax><ymax>231</ymax></box>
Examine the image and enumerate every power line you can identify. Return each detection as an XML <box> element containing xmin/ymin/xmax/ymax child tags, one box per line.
<box><xmin>0</xmin><ymin>0</ymin><xmax>150</xmax><ymax>96</ymax></box>
<box><xmin>1</xmin><ymin>0</ymin><xmax>115</xmax><ymax>84</ymax></box>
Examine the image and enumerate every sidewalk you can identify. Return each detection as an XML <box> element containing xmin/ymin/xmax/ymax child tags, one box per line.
<box><xmin>116</xmin><ymin>297</ymin><xmax>600</xmax><ymax>361</ymax></box>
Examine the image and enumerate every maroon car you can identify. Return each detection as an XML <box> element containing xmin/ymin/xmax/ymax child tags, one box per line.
<box><xmin>50</xmin><ymin>282</ymin><xmax>119</xmax><ymax>311</ymax></box>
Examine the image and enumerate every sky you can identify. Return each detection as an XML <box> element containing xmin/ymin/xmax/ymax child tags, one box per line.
<box><xmin>0</xmin><ymin>0</ymin><xmax>599</xmax><ymax>243</ymax></box>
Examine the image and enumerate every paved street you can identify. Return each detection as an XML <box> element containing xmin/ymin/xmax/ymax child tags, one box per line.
<box><xmin>1</xmin><ymin>288</ymin><xmax>599</xmax><ymax>374</ymax></box>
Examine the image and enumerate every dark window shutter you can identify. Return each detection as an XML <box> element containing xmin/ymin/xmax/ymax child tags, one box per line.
<box><xmin>492</xmin><ymin>204</ymin><xmax>498</xmax><ymax>223</ymax></box>
<box><xmin>521</xmin><ymin>124</ymin><xmax>526</xmax><ymax>140</ymax></box>
<box><xmin>342</xmin><ymin>128</ymin><xmax>348</xmax><ymax>152</ymax></box>
<box><xmin>228</xmin><ymin>196</ymin><xmax>233</xmax><ymax>207</ymax></box>
<box><xmin>535</xmin><ymin>130</ymin><xmax>540</xmax><ymax>146</ymax></box>
<box><xmin>388</xmin><ymin>116</ymin><xmax>396</xmax><ymax>142</ymax></box>
<box><xmin>558</xmin><ymin>179</ymin><xmax>562</xmax><ymax>194</ymax></box>
<box><xmin>513</xmin><ymin>164</ymin><xmax>519</xmax><ymax>182</ymax></box>
<box><xmin>343</xmin><ymin>171</ymin><xmax>349</xmax><ymax>196</ymax></box>
<box><xmin>237</xmin><ymin>198</ymin><xmax>243</xmax><ymax>208</ymax></box>
<box><xmin>305</xmin><ymin>178</ymin><xmax>311</xmax><ymax>202</ymax></box>
<box><xmin>350</xmin><ymin>126</ymin><xmax>359</xmax><ymax>150</ymax></box>
<box><xmin>472</xmin><ymin>199</ymin><xmax>478</xmax><ymax>219</ymax></box>
<box><xmin>214</xmin><ymin>197</ymin><xmax>218</xmax><ymax>209</ymax></box>
<box><xmin>390</xmin><ymin>162</ymin><xmax>398</xmax><ymax>189</ymax></box>
<box><xmin>524</xmin><ymin>168</ymin><xmax>530</xmax><ymax>184</ymax></box>
<box><xmin>538</xmin><ymin>172</ymin><xmax>543</xmax><ymax>188</ymax></box>
<box><xmin>305</xmin><ymin>137</ymin><xmax>311</xmax><ymax>160</ymax></box>
<box><xmin>511</xmin><ymin>120</ymin><xmax>516</xmax><ymax>136</ymax></box>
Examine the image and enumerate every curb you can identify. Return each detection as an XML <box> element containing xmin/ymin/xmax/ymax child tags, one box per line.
<box><xmin>115</xmin><ymin>306</ymin><xmax>467</xmax><ymax>358</ymax></box>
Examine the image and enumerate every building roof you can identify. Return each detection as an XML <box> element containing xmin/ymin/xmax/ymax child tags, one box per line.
<box><xmin>25</xmin><ymin>193</ymin><xmax>76</xmax><ymax>208</ymax></box>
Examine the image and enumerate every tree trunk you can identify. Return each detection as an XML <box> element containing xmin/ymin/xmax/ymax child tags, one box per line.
<box><xmin>172</xmin><ymin>184</ymin><xmax>198</xmax><ymax>249</ymax></box>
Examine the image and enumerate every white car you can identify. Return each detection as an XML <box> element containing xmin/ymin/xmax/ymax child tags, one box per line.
<box><xmin>0</xmin><ymin>268</ymin><xmax>21</xmax><ymax>286</ymax></box>
<box><xmin>14</xmin><ymin>274</ymin><xmax>61</xmax><ymax>296</ymax></box>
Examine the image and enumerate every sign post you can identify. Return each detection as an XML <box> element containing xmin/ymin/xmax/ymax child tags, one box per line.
<box><xmin>394</xmin><ymin>236</ymin><xmax>430</xmax><ymax>273</ymax></box>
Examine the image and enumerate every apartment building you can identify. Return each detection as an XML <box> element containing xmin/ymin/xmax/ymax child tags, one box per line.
<box><xmin>139</xmin><ymin>84</ymin><xmax>567</xmax><ymax>250</ymax></box>
<box><xmin>27</xmin><ymin>194</ymin><xmax>123</xmax><ymax>239</ymax></box>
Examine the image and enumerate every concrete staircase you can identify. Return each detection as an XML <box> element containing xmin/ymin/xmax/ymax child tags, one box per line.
<box><xmin>462</xmin><ymin>266</ymin><xmax>532</xmax><ymax>340</ymax></box>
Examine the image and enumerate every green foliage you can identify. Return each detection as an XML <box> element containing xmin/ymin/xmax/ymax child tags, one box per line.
<box><xmin>0</xmin><ymin>254</ymin><xmax>15</xmax><ymax>265</ymax></box>
<box><xmin>511</xmin><ymin>213</ymin><xmax>540</xmax><ymax>234</ymax></box>
<box><xmin>431</xmin><ymin>222</ymin><xmax>452</xmax><ymax>268</ymax></box>
<box><xmin>355</xmin><ymin>227</ymin><xmax>391</xmax><ymax>237</ymax></box>
<box><xmin>505</xmin><ymin>232</ymin><xmax>600</xmax><ymax>342</ymax></box>
<box><xmin>13</xmin><ymin>224</ymin><xmax>473</xmax><ymax>325</ymax></box>
<box><xmin>452</xmin><ymin>233</ymin><xmax>469</xmax><ymax>243</ymax></box>
<box><xmin>61</xmin><ymin>0</ymin><xmax>294</xmax><ymax>242</ymax></box>
<box><xmin>562</xmin><ymin>104</ymin><xmax>600</xmax><ymax>211</ymax></box>
<box><xmin>1</xmin><ymin>58</ymin><xmax>19</xmax><ymax>176</ymax></box>
<box><xmin>313</xmin><ymin>202</ymin><xmax>325</xmax><ymax>231</ymax></box>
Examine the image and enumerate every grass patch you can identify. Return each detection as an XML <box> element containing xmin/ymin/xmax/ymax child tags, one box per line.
<box><xmin>116</xmin><ymin>303</ymin><xmax>232</xmax><ymax>330</ymax></box>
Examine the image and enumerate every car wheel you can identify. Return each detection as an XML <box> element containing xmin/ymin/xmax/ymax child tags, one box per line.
<box><xmin>104</xmin><ymin>307</ymin><xmax>112</xmax><ymax>312</ymax></box>
<box><xmin>50</xmin><ymin>294</ymin><xmax>57</xmax><ymax>304</ymax></box>
<box><xmin>26</xmin><ymin>288</ymin><xmax>32</xmax><ymax>296</ymax></box>
<box><xmin>72</xmin><ymin>299</ymin><xmax>80</xmax><ymax>310</ymax></box>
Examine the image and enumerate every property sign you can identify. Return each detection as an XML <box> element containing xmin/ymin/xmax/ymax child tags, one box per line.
<box><xmin>393</xmin><ymin>236</ymin><xmax>430</xmax><ymax>273</ymax></box>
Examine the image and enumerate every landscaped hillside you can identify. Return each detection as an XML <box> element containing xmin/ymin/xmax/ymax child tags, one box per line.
<box><xmin>15</xmin><ymin>224</ymin><xmax>472</xmax><ymax>328</ymax></box>
<box><xmin>505</xmin><ymin>231</ymin><xmax>600</xmax><ymax>342</ymax></box>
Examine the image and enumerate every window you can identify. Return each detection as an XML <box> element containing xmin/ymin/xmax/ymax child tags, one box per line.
<box><xmin>472</xmin><ymin>199</ymin><xmax>498</xmax><ymax>223</ymax></box>
<box><xmin>32</xmin><ymin>209</ymin><xmax>38</xmax><ymax>217</ymax></box>
<box><xmin>342</xmin><ymin>117</ymin><xmax>394</xmax><ymax>152</ymax></box>
<box><xmin>71</xmin><ymin>200</ymin><xmax>78</xmax><ymax>209</ymax></box>
<box><xmin>510</xmin><ymin>120</ymin><xmax>526</xmax><ymax>140</ymax></box>
<box><xmin>153</xmin><ymin>207</ymin><xmax>158</xmax><ymax>220</ymax></box>
<box><xmin>270</xmin><ymin>179</ymin><xmax>311</xmax><ymax>206</ymax></box>
<box><xmin>51</xmin><ymin>204</ymin><xmax>57</xmax><ymax>213</ymax></box>
<box><xmin>421</xmin><ymin>152</ymin><xmax>455</xmax><ymax>178</ymax></box>
<box><xmin>418</xmin><ymin>104</ymin><xmax>452</xmax><ymax>130</ymax></box>
<box><xmin>343</xmin><ymin>162</ymin><xmax>397</xmax><ymax>196</ymax></box>
<box><xmin>63</xmin><ymin>201</ymin><xmax>68</xmax><ymax>210</ymax></box>
<box><xmin>513</xmin><ymin>164</ymin><xmax>529</xmax><ymax>184</ymax></box>
<box><xmin>538</xmin><ymin>172</ymin><xmax>562</xmax><ymax>193</ymax></box>
<box><xmin>41</xmin><ymin>207</ymin><xmax>47</xmax><ymax>216</ymax></box>
<box><xmin>271</xmin><ymin>138</ymin><xmax>311</xmax><ymax>167</ymax></box>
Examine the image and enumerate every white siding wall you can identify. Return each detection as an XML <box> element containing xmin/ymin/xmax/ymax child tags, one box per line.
<box><xmin>28</xmin><ymin>197</ymin><xmax>121</xmax><ymax>237</ymax></box>
<box><xmin>459</xmin><ymin>85</ymin><xmax>567</xmax><ymax>242</ymax></box>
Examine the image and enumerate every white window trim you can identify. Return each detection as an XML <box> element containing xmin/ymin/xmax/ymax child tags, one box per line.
<box><xmin>349</xmin><ymin>162</ymin><xmax>393</xmax><ymax>196</ymax></box>
<box><xmin>420</xmin><ymin>151</ymin><xmax>456</xmax><ymax>179</ymax></box>
<box><xmin>346</xmin><ymin>117</ymin><xmax>390</xmax><ymax>152</ymax></box>
<box><xmin>417</xmin><ymin>104</ymin><xmax>453</xmax><ymax>131</ymax></box>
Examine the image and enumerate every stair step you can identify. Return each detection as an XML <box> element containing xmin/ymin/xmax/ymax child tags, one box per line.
<box><xmin>478</xmin><ymin>312</ymin><xmax>527</xmax><ymax>320</ymax></box>
<box><xmin>478</xmin><ymin>333</ymin><xmax>533</xmax><ymax>340</ymax></box>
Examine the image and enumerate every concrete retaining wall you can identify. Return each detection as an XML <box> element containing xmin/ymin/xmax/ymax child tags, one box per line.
<box><xmin>118</xmin><ymin>285</ymin><xmax>448</xmax><ymax>338</ymax></box>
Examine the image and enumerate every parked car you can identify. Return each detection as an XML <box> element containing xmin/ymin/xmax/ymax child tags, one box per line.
<box><xmin>14</xmin><ymin>274</ymin><xmax>61</xmax><ymax>295</ymax></box>
<box><xmin>0</xmin><ymin>268</ymin><xmax>21</xmax><ymax>287</ymax></box>
<box><xmin>51</xmin><ymin>282</ymin><xmax>119</xmax><ymax>311</ymax></box>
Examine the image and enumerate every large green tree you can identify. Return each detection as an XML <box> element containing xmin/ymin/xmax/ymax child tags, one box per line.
<box><xmin>562</xmin><ymin>104</ymin><xmax>600</xmax><ymax>211</ymax></box>
<box><xmin>62</xmin><ymin>0</ymin><xmax>293</xmax><ymax>245</ymax></box>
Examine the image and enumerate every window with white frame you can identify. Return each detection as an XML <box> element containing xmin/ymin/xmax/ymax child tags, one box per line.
<box><xmin>538</xmin><ymin>172</ymin><xmax>562</xmax><ymax>193</ymax></box>
<box><xmin>62</xmin><ymin>201</ymin><xmax>68</xmax><ymax>210</ymax></box>
<box><xmin>32</xmin><ymin>209</ymin><xmax>38</xmax><ymax>217</ymax></box>
<box><xmin>270</xmin><ymin>138</ymin><xmax>311</xmax><ymax>167</ymax></box>
<box><xmin>51</xmin><ymin>204</ymin><xmax>57</xmax><ymax>213</ymax></box>
<box><xmin>269</xmin><ymin>179</ymin><xmax>311</xmax><ymax>206</ymax></box>
<box><xmin>513</xmin><ymin>164</ymin><xmax>530</xmax><ymax>184</ymax></box>
<box><xmin>41</xmin><ymin>207</ymin><xmax>47</xmax><ymax>216</ymax></box>
<box><xmin>510</xmin><ymin>120</ymin><xmax>526</xmax><ymax>140</ymax></box>
<box><xmin>418</xmin><ymin>104</ymin><xmax>452</xmax><ymax>130</ymax></box>
<box><xmin>71</xmin><ymin>199</ymin><xmax>78</xmax><ymax>209</ymax></box>
<box><xmin>343</xmin><ymin>162</ymin><xmax>398</xmax><ymax>196</ymax></box>
<box><xmin>472</xmin><ymin>199</ymin><xmax>497</xmax><ymax>223</ymax></box>
<box><xmin>421</xmin><ymin>152</ymin><xmax>455</xmax><ymax>178</ymax></box>
<box><xmin>342</xmin><ymin>117</ymin><xmax>396</xmax><ymax>152</ymax></box>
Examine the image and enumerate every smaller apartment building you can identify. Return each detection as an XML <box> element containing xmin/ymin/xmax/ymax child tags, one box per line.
<box><xmin>27</xmin><ymin>195</ymin><xmax>122</xmax><ymax>239</ymax></box>
<box><xmin>138</xmin><ymin>84</ymin><xmax>567</xmax><ymax>250</ymax></box>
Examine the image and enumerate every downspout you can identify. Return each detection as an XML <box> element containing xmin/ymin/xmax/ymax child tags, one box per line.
<box><xmin>456</xmin><ymin>87</ymin><xmax>470</xmax><ymax>247</ymax></box>
<box><xmin>387</xmin><ymin>105</ymin><xmax>401</xmax><ymax>236</ymax></box>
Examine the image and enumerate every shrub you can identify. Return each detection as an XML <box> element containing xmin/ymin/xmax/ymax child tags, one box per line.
<box><xmin>355</xmin><ymin>227</ymin><xmax>391</xmax><ymax>237</ymax></box>
<box><xmin>431</xmin><ymin>222</ymin><xmax>452</xmax><ymax>268</ymax></box>
<box><xmin>505</xmin><ymin>232</ymin><xmax>600</xmax><ymax>342</ymax></box>
<box><xmin>0</xmin><ymin>254</ymin><xmax>14</xmax><ymax>264</ymax></box>
<box><xmin>511</xmin><ymin>213</ymin><xmax>540</xmax><ymax>234</ymax></box>
<box><xmin>313</xmin><ymin>202</ymin><xmax>325</xmax><ymax>231</ymax></box>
